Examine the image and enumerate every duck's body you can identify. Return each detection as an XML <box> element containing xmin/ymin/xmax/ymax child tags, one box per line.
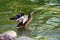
<box><xmin>10</xmin><ymin>10</ymin><xmax>34</xmax><ymax>29</ymax></box>
<box><xmin>16</xmin><ymin>14</ymin><xmax>32</xmax><ymax>29</ymax></box>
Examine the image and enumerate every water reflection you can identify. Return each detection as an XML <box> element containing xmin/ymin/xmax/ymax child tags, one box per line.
<box><xmin>17</xmin><ymin>29</ymin><xmax>31</xmax><ymax>36</ymax></box>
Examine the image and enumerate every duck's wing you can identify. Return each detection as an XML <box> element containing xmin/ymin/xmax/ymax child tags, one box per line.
<box><xmin>16</xmin><ymin>17</ymin><xmax>23</xmax><ymax>23</ymax></box>
<box><xmin>10</xmin><ymin>13</ymin><xmax>24</xmax><ymax>20</ymax></box>
<box><xmin>22</xmin><ymin>15</ymin><xmax>28</xmax><ymax>24</ymax></box>
<box><xmin>16</xmin><ymin>15</ymin><xmax>28</xmax><ymax>24</ymax></box>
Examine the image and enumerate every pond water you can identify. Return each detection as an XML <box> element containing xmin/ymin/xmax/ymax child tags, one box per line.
<box><xmin>0</xmin><ymin>6</ymin><xmax>60</xmax><ymax>40</ymax></box>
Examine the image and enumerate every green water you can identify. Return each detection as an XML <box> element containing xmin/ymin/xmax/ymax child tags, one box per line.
<box><xmin>0</xmin><ymin>0</ymin><xmax>60</xmax><ymax>40</ymax></box>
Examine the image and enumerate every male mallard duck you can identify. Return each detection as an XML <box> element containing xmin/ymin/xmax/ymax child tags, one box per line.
<box><xmin>10</xmin><ymin>10</ymin><xmax>35</xmax><ymax>29</ymax></box>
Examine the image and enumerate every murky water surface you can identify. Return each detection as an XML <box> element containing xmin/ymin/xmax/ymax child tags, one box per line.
<box><xmin>0</xmin><ymin>5</ymin><xmax>60</xmax><ymax>40</ymax></box>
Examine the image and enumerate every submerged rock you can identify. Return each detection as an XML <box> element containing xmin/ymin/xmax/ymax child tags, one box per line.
<box><xmin>16</xmin><ymin>36</ymin><xmax>33</xmax><ymax>40</ymax></box>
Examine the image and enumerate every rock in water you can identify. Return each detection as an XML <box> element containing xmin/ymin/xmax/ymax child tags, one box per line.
<box><xmin>16</xmin><ymin>36</ymin><xmax>33</xmax><ymax>40</ymax></box>
<box><xmin>0</xmin><ymin>30</ymin><xmax>17</xmax><ymax>40</ymax></box>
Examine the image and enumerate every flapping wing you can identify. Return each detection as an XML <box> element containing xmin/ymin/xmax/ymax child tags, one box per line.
<box><xmin>22</xmin><ymin>15</ymin><xmax>28</xmax><ymax>24</ymax></box>
<box><xmin>16</xmin><ymin>15</ymin><xmax>28</xmax><ymax>24</ymax></box>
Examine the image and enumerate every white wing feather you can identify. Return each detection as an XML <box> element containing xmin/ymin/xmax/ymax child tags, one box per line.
<box><xmin>16</xmin><ymin>15</ymin><xmax>28</xmax><ymax>24</ymax></box>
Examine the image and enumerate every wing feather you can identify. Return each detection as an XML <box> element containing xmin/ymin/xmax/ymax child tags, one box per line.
<box><xmin>16</xmin><ymin>15</ymin><xmax>28</xmax><ymax>24</ymax></box>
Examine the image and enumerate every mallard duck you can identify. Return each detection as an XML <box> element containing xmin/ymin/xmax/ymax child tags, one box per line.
<box><xmin>10</xmin><ymin>10</ymin><xmax>35</xmax><ymax>29</ymax></box>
